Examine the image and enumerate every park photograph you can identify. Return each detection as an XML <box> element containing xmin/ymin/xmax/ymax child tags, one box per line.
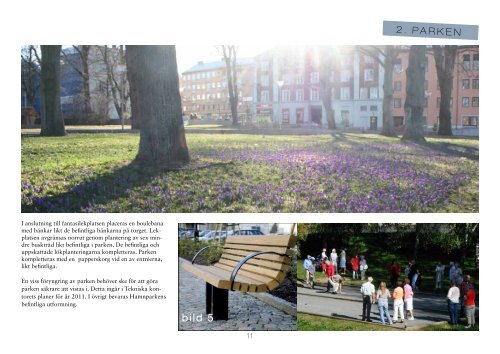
<box><xmin>21</xmin><ymin>45</ymin><xmax>478</xmax><ymax>213</ymax></box>
<box><xmin>296</xmin><ymin>223</ymin><xmax>479</xmax><ymax>331</ymax></box>
<box><xmin>177</xmin><ymin>223</ymin><xmax>297</xmax><ymax>331</ymax></box>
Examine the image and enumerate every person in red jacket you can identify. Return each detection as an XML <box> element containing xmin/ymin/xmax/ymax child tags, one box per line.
<box><xmin>321</xmin><ymin>256</ymin><xmax>328</xmax><ymax>274</ymax></box>
<box><xmin>388</xmin><ymin>260</ymin><xmax>401</xmax><ymax>289</ymax></box>
<box><xmin>325</xmin><ymin>259</ymin><xmax>336</xmax><ymax>293</ymax></box>
<box><xmin>464</xmin><ymin>279</ymin><xmax>476</xmax><ymax>329</ymax></box>
<box><xmin>350</xmin><ymin>255</ymin><xmax>360</xmax><ymax>280</ymax></box>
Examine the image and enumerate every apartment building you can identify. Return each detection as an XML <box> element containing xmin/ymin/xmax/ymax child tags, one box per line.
<box><xmin>253</xmin><ymin>46</ymin><xmax>384</xmax><ymax>129</ymax></box>
<box><xmin>180</xmin><ymin>58</ymin><xmax>254</xmax><ymax>120</ymax></box>
<box><xmin>392</xmin><ymin>47</ymin><xmax>479</xmax><ymax>135</ymax></box>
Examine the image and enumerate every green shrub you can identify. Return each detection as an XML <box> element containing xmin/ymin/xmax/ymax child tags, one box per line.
<box><xmin>178</xmin><ymin>238</ymin><xmax>223</xmax><ymax>265</ymax></box>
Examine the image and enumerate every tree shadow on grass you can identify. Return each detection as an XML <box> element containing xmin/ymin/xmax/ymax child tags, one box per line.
<box><xmin>22</xmin><ymin>160</ymin><xmax>170</xmax><ymax>213</ymax></box>
<box><xmin>416</xmin><ymin>141</ymin><xmax>479</xmax><ymax>161</ymax></box>
<box><xmin>328</xmin><ymin>132</ymin><xmax>479</xmax><ymax>161</ymax></box>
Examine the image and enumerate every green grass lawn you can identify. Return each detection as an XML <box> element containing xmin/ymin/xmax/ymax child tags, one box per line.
<box><xmin>21</xmin><ymin>132</ymin><xmax>478</xmax><ymax>213</ymax></box>
<box><xmin>297</xmin><ymin>313</ymin><xmax>478</xmax><ymax>331</ymax></box>
<box><xmin>298</xmin><ymin>313</ymin><xmax>399</xmax><ymax>331</ymax></box>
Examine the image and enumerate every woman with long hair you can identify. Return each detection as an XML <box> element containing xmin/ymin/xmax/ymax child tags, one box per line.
<box><xmin>376</xmin><ymin>281</ymin><xmax>393</xmax><ymax>325</ymax></box>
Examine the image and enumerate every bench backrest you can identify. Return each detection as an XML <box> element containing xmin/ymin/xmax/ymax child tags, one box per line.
<box><xmin>212</xmin><ymin>235</ymin><xmax>296</xmax><ymax>291</ymax></box>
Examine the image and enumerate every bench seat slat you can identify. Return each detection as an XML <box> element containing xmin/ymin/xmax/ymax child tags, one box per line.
<box><xmin>223</xmin><ymin>243</ymin><xmax>292</xmax><ymax>256</ymax></box>
<box><xmin>217</xmin><ymin>258</ymin><xmax>286</xmax><ymax>280</ymax></box>
<box><xmin>226</xmin><ymin>235</ymin><xmax>296</xmax><ymax>247</ymax></box>
<box><xmin>181</xmin><ymin>262</ymin><xmax>267</xmax><ymax>292</ymax></box>
<box><xmin>213</xmin><ymin>262</ymin><xmax>285</xmax><ymax>286</ymax></box>
<box><xmin>222</xmin><ymin>249</ymin><xmax>292</xmax><ymax>264</ymax></box>
<box><xmin>220</xmin><ymin>253</ymin><xmax>290</xmax><ymax>271</ymax></box>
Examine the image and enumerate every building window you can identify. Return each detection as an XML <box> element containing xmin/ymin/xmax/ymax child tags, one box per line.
<box><xmin>462</xmin><ymin>79</ymin><xmax>470</xmax><ymax>89</ymax></box>
<box><xmin>310</xmin><ymin>88</ymin><xmax>319</xmax><ymax>101</ymax></box>
<box><xmin>394</xmin><ymin>58</ymin><xmax>402</xmax><ymax>73</ymax></box>
<box><xmin>369</xmin><ymin>87</ymin><xmax>378</xmax><ymax>99</ymax></box>
<box><xmin>341</xmin><ymin>70</ymin><xmax>350</xmax><ymax>82</ymax></box>
<box><xmin>364</xmin><ymin>55</ymin><xmax>374</xmax><ymax>64</ymax></box>
<box><xmin>370</xmin><ymin>105</ymin><xmax>377</xmax><ymax>112</ymax></box>
<box><xmin>260</xmin><ymin>75</ymin><xmax>269</xmax><ymax>86</ymax></box>
<box><xmin>260</xmin><ymin>61</ymin><xmax>269</xmax><ymax>72</ymax></box>
<box><xmin>283</xmin><ymin>74</ymin><xmax>292</xmax><ymax>85</ymax></box>
<box><xmin>296</xmin><ymin>74</ymin><xmax>304</xmax><ymax>84</ymax></box>
<box><xmin>394</xmin><ymin>98</ymin><xmax>401</xmax><ymax>108</ymax></box>
<box><xmin>424</xmin><ymin>97</ymin><xmax>428</xmax><ymax>107</ymax></box>
<box><xmin>462</xmin><ymin>97</ymin><xmax>469</xmax><ymax>107</ymax></box>
<box><xmin>472</xmin><ymin>97</ymin><xmax>479</xmax><ymax>107</ymax></box>
<box><xmin>472</xmin><ymin>79</ymin><xmax>479</xmax><ymax>89</ymax></box>
<box><xmin>463</xmin><ymin>116</ymin><xmax>478</xmax><ymax>126</ymax></box>
<box><xmin>394</xmin><ymin>81</ymin><xmax>402</xmax><ymax>91</ymax></box>
<box><xmin>296</xmin><ymin>89</ymin><xmax>304</xmax><ymax>101</ymax></box>
<box><xmin>364</xmin><ymin>69</ymin><xmax>374</xmax><ymax>81</ymax></box>
<box><xmin>473</xmin><ymin>54</ymin><xmax>479</xmax><ymax>70</ymax></box>
<box><xmin>340</xmin><ymin>55</ymin><xmax>350</xmax><ymax>66</ymax></box>
<box><xmin>330</xmin><ymin>88</ymin><xmax>335</xmax><ymax>101</ymax></box>
<box><xmin>282</xmin><ymin>90</ymin><xmax>290</xmax><ymax>102</ymax></box>
<box><xmin>360</xmin><ymin>87</ymin><xmax>368</xmax><ymax>99</ymax></box>
<box><xmin>360</xmin><ymin>105</ymin><xmax>367</xmax><ymax>112</ymax></box>
<box><xmin>436</xmin><ymin>97</ymin><xmax>441</xmax><ymax>108</ymax></box>
<box><xmin>340</xmin><ymin>87</ymin><xmax>350</xmax><ymax>100</ymax></box>
<box><xmin>463</xmin><ymin>54</ymin><xmax>470</xmax><ymax>70</ymax></box>
<box><xmin>424</xmin><ymin>80</ymin><xmax>428</xmax><ymax>90</ymax></box>
<box><xmin>310</xmin><ymin>71</ymin><xmax>319</xmax><ymax>83</ymax></box>
<box><xmin>260</xmin><ymin>90</ymin><xmax>269</xmax><ymax>103</ymax></box>
<box><xmin>450</xmin><ymin>98</ymin><xmax>453</xmax><ymax>107</ymax></box>
<box><xmin>217</xmin><ymin>93</ymin><xmax>221</xmax><ymax>99</ymax></box>
<box><xmin>437</xmin><ymin>80</ymin><xmax>440</xmax><ymax>90</ymax></box>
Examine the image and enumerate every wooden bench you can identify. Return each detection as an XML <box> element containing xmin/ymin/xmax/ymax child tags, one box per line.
<box><xmin>181</xmin><ymin>234</ymin><xmax>296</xmax><ymax>320</ymax></box>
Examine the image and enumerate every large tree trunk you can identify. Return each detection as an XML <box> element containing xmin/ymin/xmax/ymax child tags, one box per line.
<box><xmin>319</xmin><ymin>47</ymin><xmax>336</xmax><ymax>130</ymax></box>
<box><xmin>220</xmin><ymin>46</ymin><xmax>239</xmax><ymax>126</ymax></box>
<box><xmin>126</xmin><ymin>45</ymin><xmax>189</xmax><ymax>167</ymax></box>
<box><xmin>402</xmin><ymin>46</ymin><xmax>426</xmax><ymax>143</ymax></box>
<box><xmin>381</xmin><ymin>45</ymin><xmax>397</xmax><ymax>137</ymax></box>
<box><xmin>226</xmin><ymin>55</ymin><xmax>239</xmax><ymax>126</ymax></box>
<box><xmin>321</xmin><ymin>92</ymin><xmax>335</xmax><ymax>129</ymax></box>
<box><xmin>433</xmin><ymin>45</ymin><xmax>457</xmax><ymax>136</ymax></box>
<box><xmin>40</xmin><ymin>45</ymin><xmax>65</xmax><ymax>136</ymax></box>
<box><xmin>325</xmin><ymin>106</ymin><xmax>336</xmax><ymax>130</ymax></box>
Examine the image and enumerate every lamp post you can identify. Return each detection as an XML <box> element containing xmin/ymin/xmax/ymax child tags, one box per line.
<box><xmin>277</xmin><ymin>80</ymin><xmax>284</xmax><ymax>129</ymax></box>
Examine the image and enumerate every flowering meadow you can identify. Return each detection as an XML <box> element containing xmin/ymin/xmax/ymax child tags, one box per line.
<box><xmin>21</xmin><ymin>133</ymin><xmax>478</xmax><ymax>213</ymax></box>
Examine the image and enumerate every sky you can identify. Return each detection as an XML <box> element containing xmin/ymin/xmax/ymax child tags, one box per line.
<box><xmin>176</xmin><ymin>45</ymin><xmax>273</xmax><ymax>73</ymax></box>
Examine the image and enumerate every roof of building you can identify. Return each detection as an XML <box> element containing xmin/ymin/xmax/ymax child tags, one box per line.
<box><xmin>183</xmin><ymin>57</ymin><xmax>254</xmax><ymax>74</ymax></box>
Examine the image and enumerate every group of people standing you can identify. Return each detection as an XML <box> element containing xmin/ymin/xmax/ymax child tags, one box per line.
<box><xmin>304</xmin><ymin>252</ymin><xmax>477</xmax><ymax>328</ymax></box>
<box><xmin>359</xmin><ymin>277</ymin><xmax>415</xmax><ymax>325</ymax></box>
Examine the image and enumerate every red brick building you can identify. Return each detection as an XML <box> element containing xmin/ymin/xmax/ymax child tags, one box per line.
<box><xmin>392</xmin><ymin>47</ymin><xmax>479</xmax><ymax>135</ymax></box>
<box><xmin>180</xmin><ymin>58</ymin><xmax>254</xmax><ymax>121</ymax></box>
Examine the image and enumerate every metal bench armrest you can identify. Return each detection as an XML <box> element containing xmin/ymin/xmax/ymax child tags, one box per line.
<box><xmin>229</xmin><ymin>251</ymin><xmax>289</xmax><ymax>291</ymax></box>
<box><xmin>191</xmin><ymin>245</ymin><xmax>224</xmax><ymax>264</ymax></box>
